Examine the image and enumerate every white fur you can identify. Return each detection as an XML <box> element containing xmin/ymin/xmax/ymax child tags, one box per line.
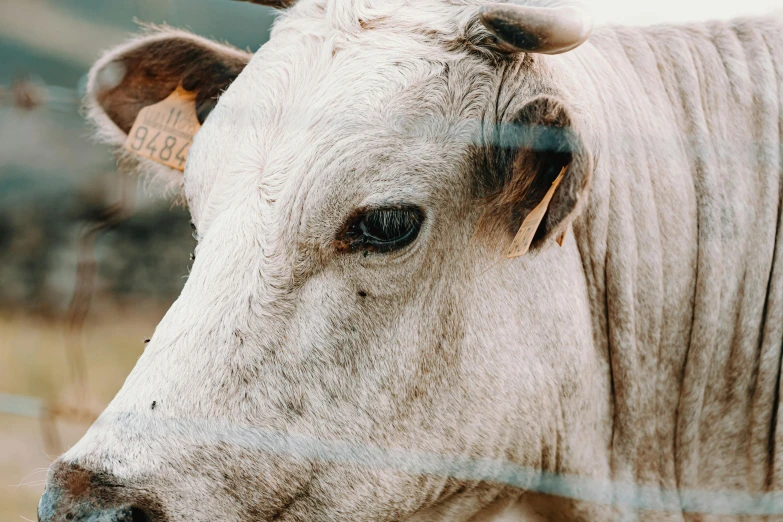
<box><xmin>46</xmin><ymin>1</ymin><xmax>783</xmax><ymax>521</ymax></box>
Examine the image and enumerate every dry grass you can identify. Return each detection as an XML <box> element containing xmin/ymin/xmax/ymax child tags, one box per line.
<box><xmin>0</xmin><ymin>307</ymin><xmax>165</xmax><ymax>521</ymax></box>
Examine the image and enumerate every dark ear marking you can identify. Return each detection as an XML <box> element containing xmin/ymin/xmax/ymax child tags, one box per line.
<box><xmin>478</xmin><ymin>94</ymin><xmax>592</xmax><ymax>249</ymax></box>
<box><xmin>92</xmin><ymin>32</ymin><xmax>251</xmax><ymax>135</ymax></box>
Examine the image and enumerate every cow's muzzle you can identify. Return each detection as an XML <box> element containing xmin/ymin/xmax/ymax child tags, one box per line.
<box><xmin>38</xmin><ymin>461</ymin><xmax>159</xmax><ymax>522</ymax></box>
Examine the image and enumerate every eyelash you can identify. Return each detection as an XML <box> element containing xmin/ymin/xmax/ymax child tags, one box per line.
<box><xmin>340</xmin><ymin>206</ymin><xmax>424</xmax><ymax>254</ymax></box>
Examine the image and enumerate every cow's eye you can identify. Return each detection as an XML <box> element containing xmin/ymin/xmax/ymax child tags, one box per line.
<box><xmin>342</xmin><ymin>206</ymin><xmax>424</xmax><ymax>253</ymax></box>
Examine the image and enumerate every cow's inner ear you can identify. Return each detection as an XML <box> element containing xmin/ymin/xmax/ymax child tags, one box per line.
<box><xmin>480</xmin><ymin>95</ymin><xmax>593</xmax><ymax>250</ymax></box>
<box><xmin>88</xmin><ymin>31</ymin><xmax>252</xmax><ymax>137</ymax></box>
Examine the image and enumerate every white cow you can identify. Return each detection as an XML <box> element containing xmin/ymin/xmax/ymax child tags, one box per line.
<box><xmin>39</xmin><ymin>0</ymin><xmax>783</xmax><ymax>520</ymax></box>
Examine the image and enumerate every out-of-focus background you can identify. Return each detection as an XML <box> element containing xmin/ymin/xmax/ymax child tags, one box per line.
<box><xmin>0</xmin><ymin>0</ymin><xmax>781</xmax><ymax>520</ymax></box>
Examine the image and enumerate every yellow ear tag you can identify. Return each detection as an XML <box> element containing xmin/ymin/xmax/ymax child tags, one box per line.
<box><xmin>123</xmin><ymin>85</ymin><xmax>201</xmax><ymax>171</ymax></box>
<box><xmin>506</xmin><ymin>166</ymin><xmax>566</xmax><ymax>258</ymax></box>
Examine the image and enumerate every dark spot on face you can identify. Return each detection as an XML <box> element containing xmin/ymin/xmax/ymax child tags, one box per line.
<box><xmin>144</xmin><ymin>339</ymin><xmax>150</xmax><ymax>344</ymax></box>
<box><xmin>285</xmin><ymin>395</ymin><xmax>306</xmax><ymax>417</ymax></box>
<box><xmin>65</xmin><ymin>513</ymin><xmax>73</xmax><ymax>520</ymax></box>
<box><xmin>151</xmin><ymin>401</ymin><xmax>156</xmax><ymax>410</ymax></box>
<box><xmin>363</xmin><ymin>251</ymin><xmax>369</xmax><ymax>257</ymax></box>
<box><xmin>357</xmin><ymin>17</ymin><xmax>389</xmax><ymax>31</ymax></box>
<box><xmin>358</xmin><ymin>290</ymin><xmax>367</xmax><ymax>298</ymax></box>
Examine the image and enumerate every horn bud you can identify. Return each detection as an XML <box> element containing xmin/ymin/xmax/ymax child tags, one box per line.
<box><xmin>479</xmin><ymin>3</ymin><xmax>593</xmax><ymax>55</ymax></box>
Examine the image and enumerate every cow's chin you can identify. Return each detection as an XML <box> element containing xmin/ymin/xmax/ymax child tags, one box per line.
<box><xmin>405</xmin><ymin>494</ymin><xmax>549</xmax><ymax>522</ymax></box>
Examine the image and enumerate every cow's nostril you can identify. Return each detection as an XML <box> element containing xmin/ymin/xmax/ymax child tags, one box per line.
<box><xmin>131</xmin><ymin>507</ymin><xmax>153</xmax><ymax>522</ymax></box>
<box><xmin>40</xmin><ymin>461</ymin><xmax>164</xmax><ymax>522</ymax></box>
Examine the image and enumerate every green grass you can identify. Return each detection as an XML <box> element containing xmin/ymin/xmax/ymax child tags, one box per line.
<box><xmin>0</xmin><ymin>307</ymin><xmax>164</xmax><ymax>521</ymax></box>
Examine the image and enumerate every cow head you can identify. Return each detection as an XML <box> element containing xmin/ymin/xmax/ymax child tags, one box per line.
<box><xmin>40</xmin><ymin>1</ymin><xmax>610</xmax><ymax>521</ymax></box>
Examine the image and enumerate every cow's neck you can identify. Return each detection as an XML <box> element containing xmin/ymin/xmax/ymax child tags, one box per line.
<box><xmin>563</xmin><ymin>16</ymin><xmax>783</xmax><ymax>514</ymax></box>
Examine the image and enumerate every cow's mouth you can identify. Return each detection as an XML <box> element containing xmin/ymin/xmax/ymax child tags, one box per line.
<box><xmin>38</xmin><ymin>496</ymin><xmax>154</xmax><ymax>522</ymax></box>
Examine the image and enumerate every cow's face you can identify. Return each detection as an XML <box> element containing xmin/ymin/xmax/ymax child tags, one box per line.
<box><xmin>40</xmin><ymin>2</ymin><xmax>605</xmax><ymax>521</ymax></box>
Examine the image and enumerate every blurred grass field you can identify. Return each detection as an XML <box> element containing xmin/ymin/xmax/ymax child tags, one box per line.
<box><xmin>0</xmin><ymin>307</ymin><xmax>165</xmax><ymax>521</ymax></box>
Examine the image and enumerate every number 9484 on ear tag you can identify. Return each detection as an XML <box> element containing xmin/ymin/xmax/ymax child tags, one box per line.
<box><xmin>123</xmin><ymin>85</ymin><xmax>202</xmax><ymax>171</ymax></box>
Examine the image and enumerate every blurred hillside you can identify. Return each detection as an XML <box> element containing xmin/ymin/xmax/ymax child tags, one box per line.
<box><xmin>0</xmin><ymin>0</ymin><xmax>276</xmax><ymax>312</ymax></box>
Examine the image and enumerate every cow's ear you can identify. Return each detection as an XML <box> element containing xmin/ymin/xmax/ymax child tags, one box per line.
<box><xmin>480</xmin><ymin>95</ymin><xmax>593</xmax><ymax>251</ymax></box>
<box><xmin>85</xmin><ymin>29</ymin><xmax>251</xmax><ymax>193</ymax></box>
